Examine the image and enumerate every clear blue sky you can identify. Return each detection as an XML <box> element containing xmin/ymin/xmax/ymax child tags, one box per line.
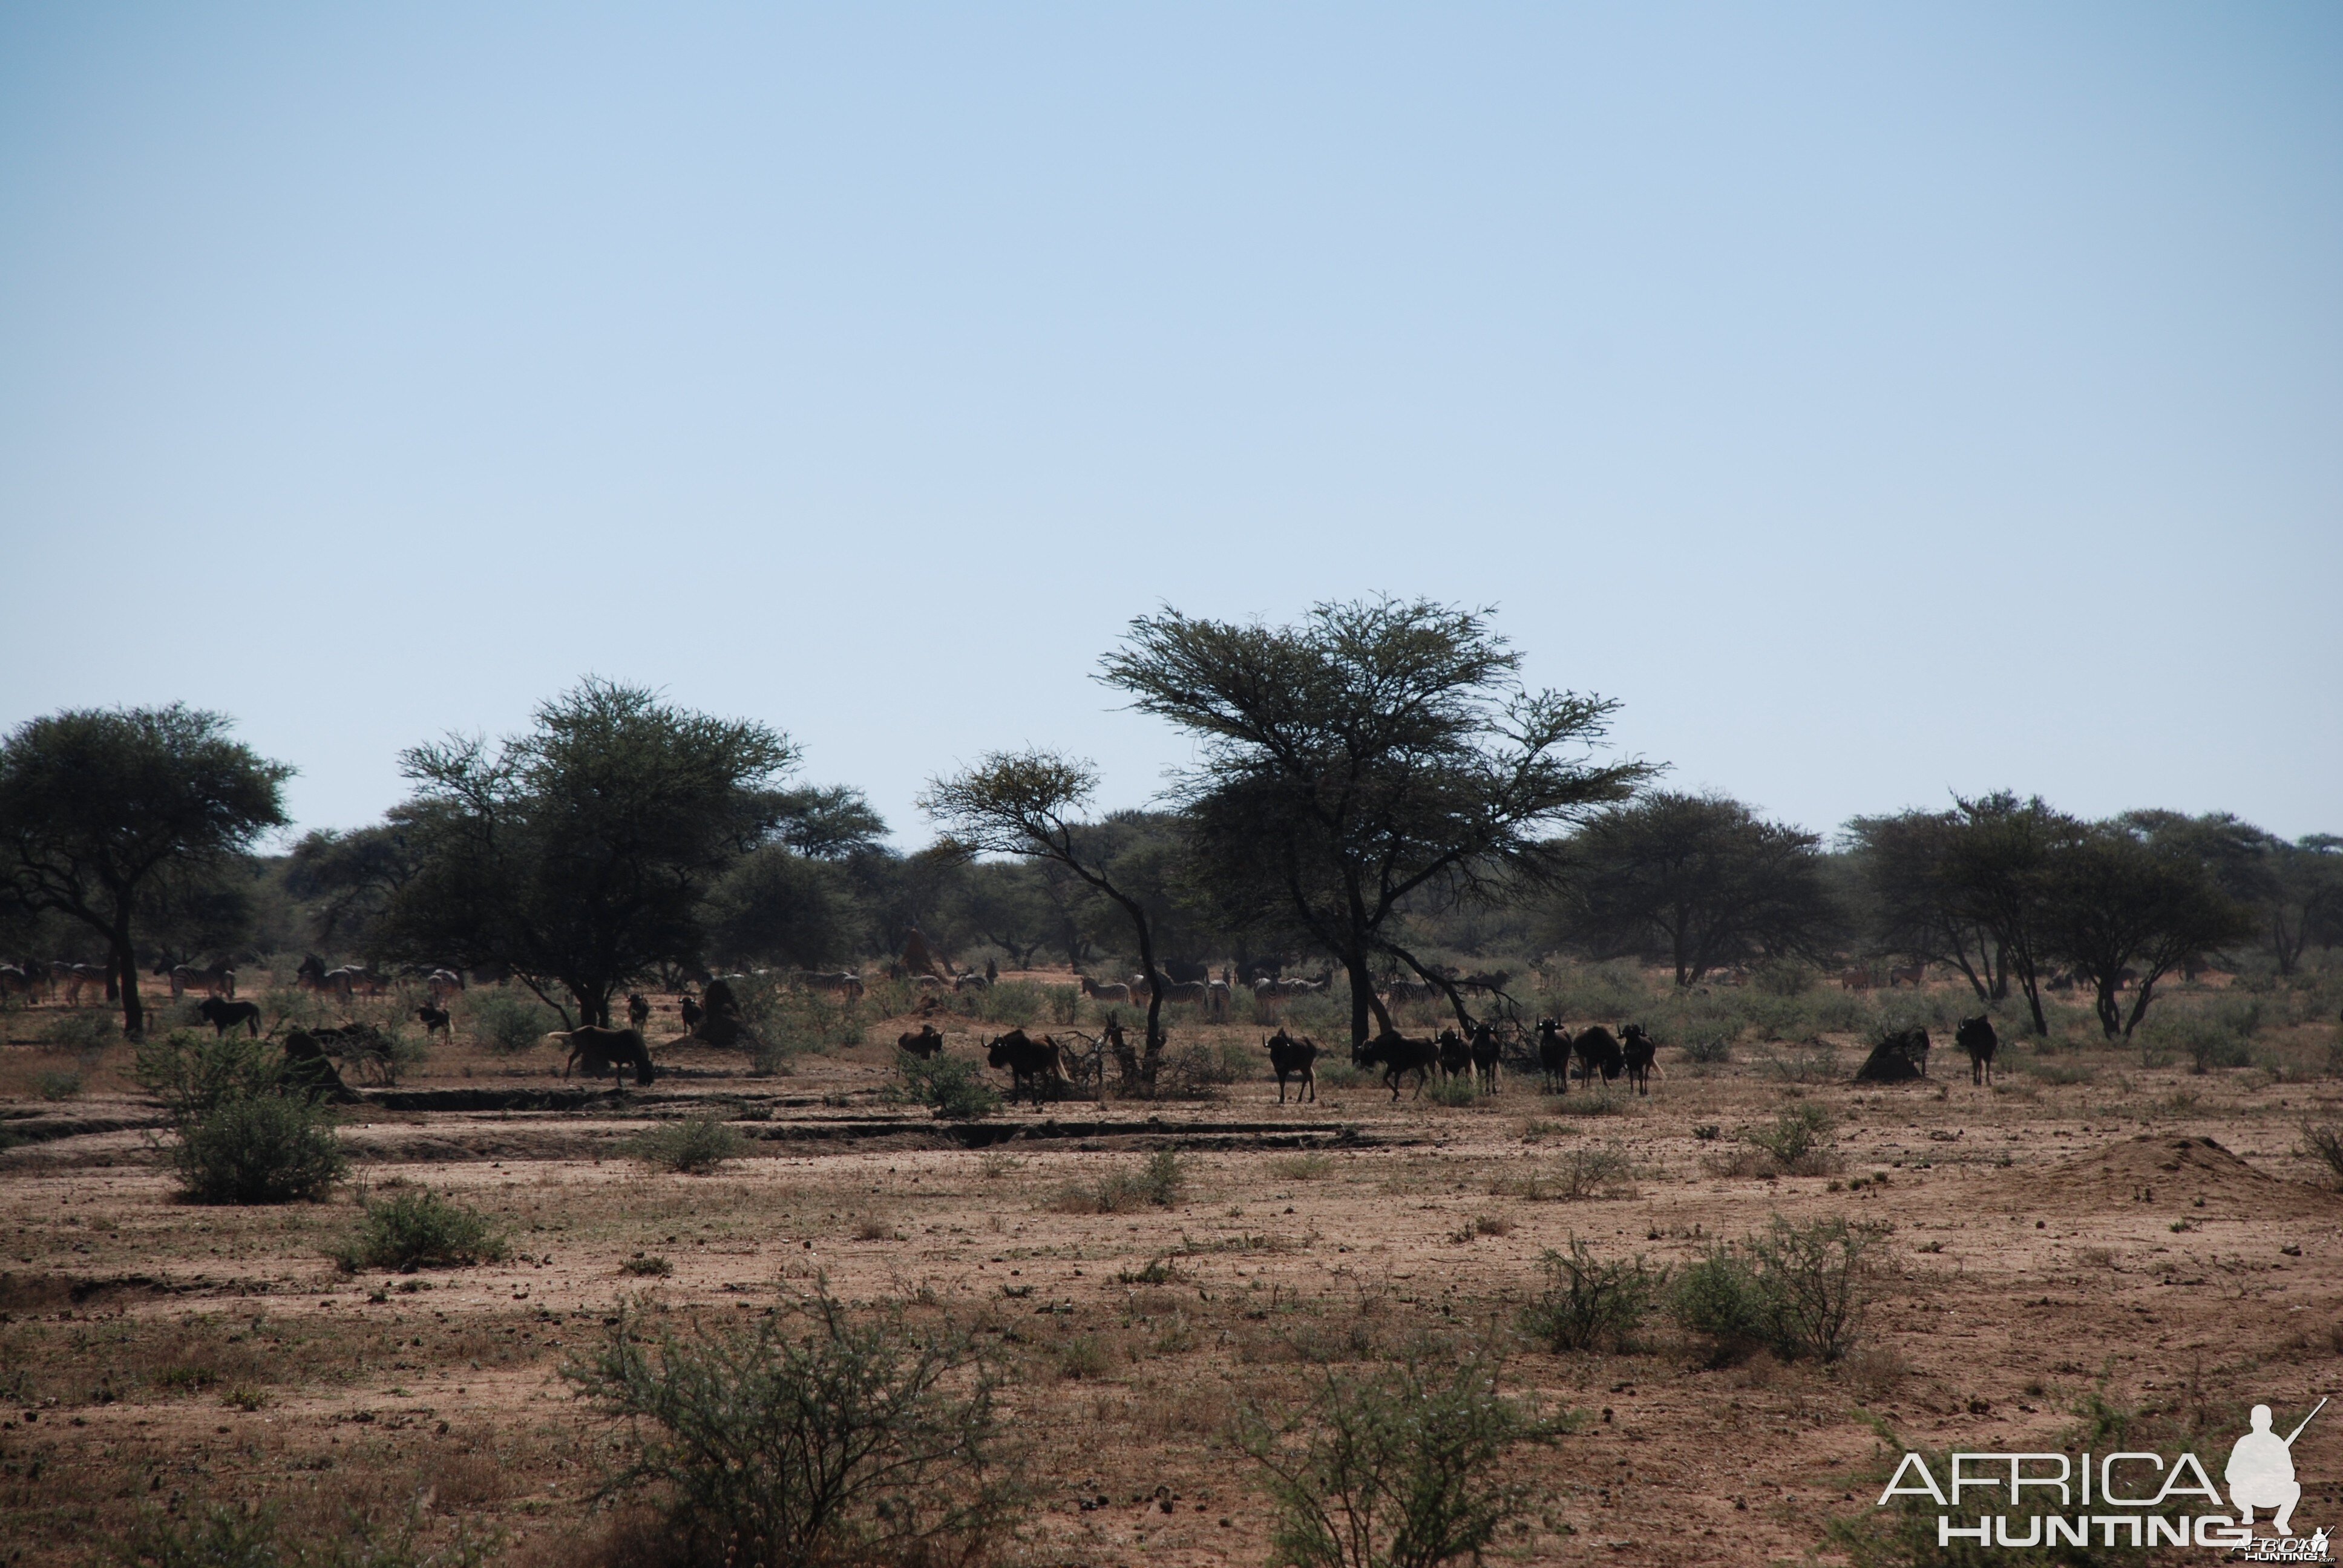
<box><xmin>3</xmin><ymin>3</ymin><xmax>2336</xmax><ymax>845</ymax></box>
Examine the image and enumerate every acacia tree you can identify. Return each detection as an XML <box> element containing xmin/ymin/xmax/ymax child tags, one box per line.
<box><xmin>2122</xmin><ymin>811</ymin><xmax>2343</xmax><ymax>978</ymax></box>
<box><xmin>1933</xmin><ymin>792</ymin><xmax>2081</xmax><ymax>1036</ymax></box>
<box><xmin>1101</xmin><ymin>599</ymin><xmax>1649</xmax><ymax>1047</ymax></box>
<box><xmin>0</xmin><ymin>706</ymin><xmax>290</xmax><ymax>1036</ymax></box>
<box><xmin>2045</xmin><ymin>823</ymin><xmax>2256</xmax><ymax>1039</ymax></box>
<box><xmin>920</xmin><ymin>751</ymin><xmax>1175</xmax><ymax>1085</ymax></box>
<box><xmin>379</xmin><ymin>680</ymin><xmax>797</xmax><ymax>1027</ymax></box>
<box><xmin>1554</xmin><ymin>792</ymin><xmax>1838</xmax><ymax>985</ymax></box>
<box><xmin>1843</xmin><ymin>808</ymin><xmax>2013</xmax><ymax>1003</ymax></box>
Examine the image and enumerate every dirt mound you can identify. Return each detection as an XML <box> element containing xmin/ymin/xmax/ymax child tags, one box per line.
<box><xmin>2039</xmin><ymin>1134</ymin><xmax>2332</xmax><ymax>1217</ymax></box>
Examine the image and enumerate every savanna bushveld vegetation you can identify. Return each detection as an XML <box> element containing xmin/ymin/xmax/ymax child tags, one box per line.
<box><xmin>2</xmin><ymin>599</ymin><xmax>2339</xmax><ymax>1568</ymax></box>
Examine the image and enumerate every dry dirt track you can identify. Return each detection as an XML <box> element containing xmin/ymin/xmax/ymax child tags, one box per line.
<box><xmin>3</xmin><ymin>981</ymin><xmax>2341</xmax><ymax>1566</ymax></box>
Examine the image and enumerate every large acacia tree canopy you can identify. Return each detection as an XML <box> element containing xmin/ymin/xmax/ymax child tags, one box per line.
<box><xmin>0</xmin><ymin>704</ymin><xmax>290</xmax><ymax>1033</ymax></box>
<box><xmin>1101</xmin><ymin>598</ymin><xmax>1650</xmax><ymax>1039</ymax></box>
<box><xmin>379</xmin><ymin>679</ymin><xmax>800</xmax><ymax>1024</ymax></box>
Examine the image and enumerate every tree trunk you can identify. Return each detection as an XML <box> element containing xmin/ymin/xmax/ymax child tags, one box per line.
<box><xmin>2092</xmin><ymin>977</ymin><xmax>2123</xmax><ymax>1040</ymax></box>
<box><xmin>1342</xmin><ymin>951</ymin><xmax>1388</xmax><ymax>1048</ymax></box>
<box><xmin>110</xmin><ymin>909</ymin><xmax>144</xmax><ymax>1039</ymax></box>
<box><xmin>2010</xmin><ymin>947</ymin><xmax>2048</xmax><ymax>1035</ymax></box>
<box><xmin>2122</xmin><ymin>975</ymin><xmax>2160</xmax><ymax>1038</ymax></box>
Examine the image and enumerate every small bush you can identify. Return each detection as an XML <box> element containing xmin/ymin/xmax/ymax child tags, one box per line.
<box><xmin>632</xmin><ymin>1117</ymin><xmax>746</xmax><ymax>1174</ymax></box>
<box><xmin>1164</xmin><ymin>1037</ymin><xmax>1254</xmax><ymax>1092</ymax></box>
<box><xmin>1745</xmin><ymin>1103</ymin><xmax>1839</xmax><ymax>1175</ymax></box>
<box><xmin>2150</xmin><ymin>1010</ymin><xmax>2255</xmax><ymax>1074</ymax></box>
<box><xmin>1313</xmin><ymin>1058</ymin><xmax>1367</xmax><ymax>1089</ymax></box>
<box><xmin>1752</xmin><ymin>960</ymin><xmax>1815</xmax><ymax>996</ymax></box>
<box><xmin>43</xmin><ymin>1010</ymin><xmax>119</xmax><ymax>1052</ymax></box>
<box><xmin>735</xmin><ymin>980</ymin><xmax>863</xmax><ymax>1072</ymax></box>
<box><xmin>1075</xmin><ymin>1150</ymin><xmax>1185</xmax><ymax>1213</ymax></box>
<box><xmin>1682</xmin><ymin>1035</ymin><xmax>1732</xmax><ymax>1065</ymax></box>
<box><xmin>966</xmin><ymin>979</ymin><xmax>1047</xmax><ymax>1028</ymax></box>
<box><xmin>34</xmin><ymin>1070</ymin><xmax>83</xmax><ymax>1101</ymax></box>
<box><xmin>2302</xmin><ymin>1120</ymin><xmax>2343</xmax><ymax>1188</ymax></box>
<box><xmin>1426</xmin><ymin>1075</ymin><xmax>1479</xmax><ymax>1108</ymax></box>
<box><xmin>1237</xmin><ymin>1351</ymin><xmax>1564</xmax><ymax>1568</ymax></box>
<box><xmin>1748</xmin><ymin>1215</ymin><xmax>1890</xmax><ymax>1362</ymax></box>
<box><xmin>566</xmin><ymin>1288</ymin><xmax>1017</xmax><ymax>1568</ymax></box>
<box><xmin>1522</xmin><ymin>1239</ymin><xmax>1667</xmax><ymax>1352</ymax></box>
<box><xmin>333</xmin><ymin>1188</ymin><xmax>506</xmax><ymax>1272</ymax></box>
<box><xmin>887</xmin><ymin>1052</ymin><xmax>1001</xmax><ymax>1121</ymax></box>
<box><xmin>621</xmin><ymin>1253</ymin><xmax>674</xmax><ymax>1277</ymax></box>
<box><xmin>1671</xmin><ymin>1246</ymin><xmax>1772</xmax><ymax>1364</ymax></box>
<box><xmin>1057</xmin><ymin>1334</ymin><xmax>1112</xmax><ymax>1380</ymax></box>
<box><xmin>1673</xmin><ymin>1217</ymin><xmax>1890</xmax><ymax>1365</ymax></box>
<box><xmin>463</xmin><ymin>990</ymin><xmax>562</xmax><ymax>1054</ymax></box>
<box><xmin>171</xmin><ymin>1093</ymin><xmax>349</xmax><ymax>1204</ymax></box>
<box><xmin>1757</xmin><ymin>1040</ymin><xmax>1841</xmax><ymax>1083</ymax></box>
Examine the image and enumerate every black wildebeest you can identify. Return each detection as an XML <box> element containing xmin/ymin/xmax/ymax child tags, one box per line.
<box><xmin>1535</xmin><ymin>1018</ymin><xmax>1572</xmax><ymax>1090</ymax></box>
<box><xmin>1266</xmin><ymin>1027</ymin><xmax>1319</xmax><ymax>1103</ymax></box>
<box><xmin>1354</xmin><ymin>1032</ymin><xmax>1438</xmax><ymax>1101</ymax></box>
<box><xmin>678</xmin><ymin>993</ymin><xmax>704</xmax><ymax>1033</ymax></box>
<box><xmin>1620</xmin><ymin>1023</ymin><xmax>1658</xmax><ymax>1095</ymax></box>
<box><xmin>416</xmin><ymin>1004</ymin><xmax>451</xmax><ymax>1037</ymax></box>
<box><xmin>562</xmin><ymin>1025</ymin><xmax>656</xmax><ymax>1086</ymax></box>
<box><xmin>279</xmin><ymin>1031</ymin><xmax>358</xmax><ymax>1103</ymax></box>
<box><xmin>1468</xmin><ymin>1022</ymin><xmax>1502</xmax><ymax>1094</ymax></box>
<box><xmin>1956</xmin><ymin>1015</ymin><xmax>1998</xmax><ymax>1086</ymax></box>
<box><xmin>1435</xmin><ymin>1028</ymin><xmax>1471</xmax><ymax>1083</ymax></box>
<box><xmin>897</xmin><ymin>1024</ymin><xmax>945</xmax><ymax>1060</ymax></box>
<box><xmin>196</xmin><ymin>995</ymin><xmax>262</xmax><ymax>1037</ymax></box>
<box><xmin>1573</xmin><ymin>1025</ymin><xmax>1625</xmax><ymax>1086</ymax></box>
<box><xmin>986</xmin><ymin>1028</ymin><xmax>1062</xmax><ymax>1108</ymax></box>
<box><xmin>1855</xmin><ymin>1027</ymin><xmax>1931</xmax><ymax>1083</ymax></box>
<box><xmin>626</xmin><ymin>993</ymin><xmax>651</xmax><ymax>1030</ymax></box>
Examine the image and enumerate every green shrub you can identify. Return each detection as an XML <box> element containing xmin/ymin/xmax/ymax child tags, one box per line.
<box><xmin>1745</xmin><ymin>1103</ymin><xmax>1838</xmax><ymax>1175</ymax></box>
<box><xmin>1751</xmin><ymin>960</ymin><xmax>1815</xmax><ymax>996</ymax></box>
<box><xmin>1426</xmin><ymin>1074</ymin><xmax>1478</xmax><ymax>1107</ymax></box>
<box><xmin>1522</xmin><ymin>1239</ymin><xmax>1667</xmax><ymax>1353</ymax></box>
<box><xmin>1237</xmin><ymin>1351</ymin><xmax>1565</xmax><ymax>1568</ymax></box>
<box><xmin>566</xmin><ymin>1289</ymin><xmax>1017</xmax><ymax>1568</ymax></box>
<box><xmin>733</xmin><ymin>980</ymin><xmax>862</xmax><ymax>1072</ymax></box>
<box><xmin>621</xmin><ymin>1253</ymin><xmax>674</xmax><ymax>1277</ymax></box>
<box><xmin>1671</xmin><ymin>1246</ymin><xmax>1772</xmax><ymax>1364</ymax></box>
<box><xmin>134</xmin><ymin>1030</ymin><xmax>349</xmax><ymax>1204</ymax></box>
<box><xmin>34</xmin><ymin>1070</ymin><xmax>83</xmax><ymax>1101</ymax></box>
<box><xmin>1057</xmin><ymin>1334</ymin><xmax>1113</xmax><ymax>1380</ymax></box>
<box><xmin>117</xmin><ymin>1495</ymin><xmax>496</xmax><ymax>1568</ymax></box>
<box><xmin>1747</xmin><ymin>1215</ymin><xmax>1890</xmax><ymax>1362</ymax></box>
<box><xmin>2147</xmin><ymin>1010</ymin><xmax>2255</xmax><ymax>1073</ymax></box>
<box><xmin>171</xmin><ymin>1093</ymin><xmax>349</xmax><ymax>1204</ymax></box>
<box><xmin>887</xmin><ymin>1052</ymin><xmax>1001</xmax><ymax>1121</ymax></box>
<box><xmin>43</xmin><ymin>1010</ymin><xmax>118</xmax><ymax>1052</ymax></box>
<box><xmin>632</xmin><ymin>1117</ymin><xmax>746</xmax><ymax>1174</ymax></box>
<box><xmin>963</xmin><ymin>979</ymin><xmax>1046</xmax><ymax>1028</ymax></box>
<box><xmin>1756</xmin><ymin>1040</ymin><xmax>1841</xmax><ymax>1083</ymax></box>
<box><xmin>135</xmin><ymin>1029</ymin><xmax>275</xmax><ymax>1119</ymax></box>
<box><xmin>1165</xmin><ymin>1037</ymin><xmax>1254</xmax><ymax>1091</ymax></box>
<box><xmin>1682</xmin><ymin>1034</ymin><xmax>1732</xmax><ymax>1065</ymax></box>
<box><xmin>1075</xmin><ymin>1149</ymin><xmax>1185</xmax><ymax>1213</ymax></box>
<box><xmin>2302</xmin><ymin>1120</ymin><xmax>2343</xmax><ymax>1189</ymax></box>
<box><xmin>462</xmin><ymin>991</ymin><xmax>562</xmax><ymax>1055</ymax></box>
<box><xmin>1313</xmin><ymin>1057</ymin><xmax>1367</xmax><ymax>1089</ymax></box>
<box><xmin>1673</xmin><ymin>1217</ymin><xmax>1890</xmax><ymax>1364</ymax></box>
<box><xmin>333</xmin><ymin>1188</ymin><xmax>506</xmax><ymax>1273</ymax></box>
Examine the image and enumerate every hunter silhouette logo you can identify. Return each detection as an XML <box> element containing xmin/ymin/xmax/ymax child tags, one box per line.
<box><xmin>2228</xmin><ymin>1398</ymin><xmax>2322</xmax><ymax>1537</ymax></box>
<box><xmin>1875</xmin><ymin>1393</ymin><xmax>2330</xmax><ymax>1556</ymax></box>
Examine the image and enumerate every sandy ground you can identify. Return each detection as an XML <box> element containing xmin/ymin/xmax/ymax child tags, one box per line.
<box><xmin>3</xmin><ymin>974</ymin><xmax>2340</xmax><ymax>1566</ymax></box>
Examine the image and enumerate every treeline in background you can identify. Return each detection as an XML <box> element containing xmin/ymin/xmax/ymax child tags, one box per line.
<box><xmin>4</xmin><ymin>601</ymin><xmax>2337</xmax><ymax>1068</ymax></box>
